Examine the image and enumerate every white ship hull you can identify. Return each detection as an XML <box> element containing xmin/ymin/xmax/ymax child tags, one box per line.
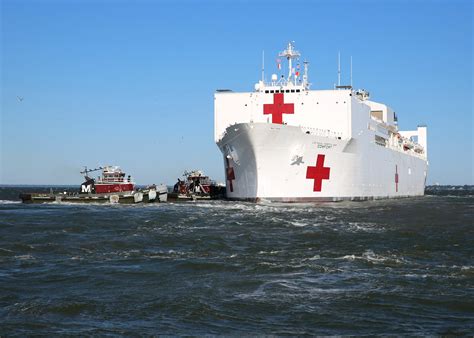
<box><xmin>218</xmin><ymin>123</ymin><xmax>428</xmax><ymax>201</ymax></box>
<box><xmin>214</xmin><ymin>43</ymin><xmax>428</xmax><ymax>202</ymax></box>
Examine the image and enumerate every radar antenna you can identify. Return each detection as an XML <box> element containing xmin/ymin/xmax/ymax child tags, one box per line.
<box><xmin>279</xmin><ymin>42</ymin><xmax>301</xmax><ymax>84</ymax></box>
<box><xmin>338</xmin><ymin>51</ymin><xmax>341</xmax><ymax>86</ymax></box>
<box><xmin>80</xmin><ymin>166</ymin><xmax>104</xmax><ymax>175</ymax></box>
<box><xmin>350</xmin><ymin>56</ymin><xmax>353</xmax><ymax>87</ymax></box>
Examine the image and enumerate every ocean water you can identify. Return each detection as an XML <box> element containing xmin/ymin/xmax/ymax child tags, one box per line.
<box><xmin>0</xmin><ymin>186</ymin><xmax>473</xmax><ymax>335</ymax></box>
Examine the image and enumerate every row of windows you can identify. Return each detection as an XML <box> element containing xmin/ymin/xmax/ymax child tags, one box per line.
<box><xmin>264</xmin><ymin>89</ymin><xmax>301</xmax><ymax>94</ymax></box>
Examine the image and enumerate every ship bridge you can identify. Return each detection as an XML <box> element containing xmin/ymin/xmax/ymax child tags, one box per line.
<box><xmin>254</xmin><ymin>42</ymin><xmax>310</xmax><ymax>93</ymax></box>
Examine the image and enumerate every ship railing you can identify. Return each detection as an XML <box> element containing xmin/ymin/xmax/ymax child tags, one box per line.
<box><xmin>387</xmin><ymin>135</ymin><xmax>426</xmax><ymax>159</ymax></box>
<box><xmin>261</xmin><ymin>79</ymin><xmax>306</xmax><ymax>89</ymax></box>
<box><xmin>300</xmin><ymin>126</ymin><xmax>344</xmax><ymax>140</ymax></box>
<box><xmin>217</xmin><ymin>123</ymin><xmax>344</xmax><ymax>142</ymax></box>
<box><xmin>99</xmin><ymin>178</ymin><xmax>133</xmax><ymax>183</ymax></box>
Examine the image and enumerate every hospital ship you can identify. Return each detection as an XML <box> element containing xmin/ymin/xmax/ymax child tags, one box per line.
<box><xmin>214</xmin><ymin>42</ymin><xmax>428</xmax><ymax>201</ymax></box>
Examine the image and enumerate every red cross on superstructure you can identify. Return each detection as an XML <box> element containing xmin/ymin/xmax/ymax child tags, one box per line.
<box><xmin>263</xmin><ymin>93</ymin><xmax>294</xmax><ymax>124</ymax></box>
<box><xmin>225</xmin><ymin>158</ymin><xmax>235</xmax><ymax>192</ymax></box>
<box><xmin>306</xmin><ymin>154</ymin><xmax>331</xmax><ymax>192</ymax></box>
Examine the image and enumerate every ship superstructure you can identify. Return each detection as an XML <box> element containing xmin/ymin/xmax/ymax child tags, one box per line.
<box><xmin>81</xmin><ymin>165</ymin><xmax>135</xmax><ymax>194</ymax></box>
<box><xmin>214</xmin><ymin>42</ymin><xmax>428</xmax><ymax>201</ymax></box>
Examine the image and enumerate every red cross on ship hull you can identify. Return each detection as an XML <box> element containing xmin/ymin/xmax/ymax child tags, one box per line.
<box><xmin>225</xmin><ymin>158</ymin><xmax>235</xmax><ymax>192</ymax></box>
<box><xmin>306</xmin><ymin>154</ymin><xmax>331</xmax><ymax>192</ymax></box>
<box><xmin>263</xmin><ymin>93</ymin><xmax>294</xmax><ymax>124</ymax></box>
<box><xmin>395</xmin><ymin>165</ymin><xmax>399</xmax><ymax>192</ymax></box>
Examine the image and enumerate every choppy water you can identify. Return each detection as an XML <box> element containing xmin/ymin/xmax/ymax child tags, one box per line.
<box><xmin>1</xmin><ymin>186</ymin><xmax>473</xmax><ymax>335</ymax></box>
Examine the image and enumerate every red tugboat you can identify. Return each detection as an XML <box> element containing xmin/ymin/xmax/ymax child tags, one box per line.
<box><xmin>20</xmin><ymin>166</ymin><xmax>167</xmax><ymax>204</ymax></box>
<box><xmin>80</xmin><ymin>166</ymin><xmax>135</xmax><ymax>195</ymax></box>
<box><xmin>169</xmin><ymin>170</ymin><xmax>225</xmax><ymax>201</ymax></box>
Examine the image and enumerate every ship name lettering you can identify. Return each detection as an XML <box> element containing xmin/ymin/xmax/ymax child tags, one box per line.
<box><xmin>314</xmin><ymin>143</ymin><xmax>335</xmax><ymax>149</ymax></box>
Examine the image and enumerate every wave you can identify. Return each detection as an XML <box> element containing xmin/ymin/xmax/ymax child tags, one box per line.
<box><xmin>335</xmin><ymin>250</ymin><xmax>409</xmax><ymax>266</ymax></box>
<box><xmin>0</xmin><ymin>200</ymin><xmax>21</xmax><ymax>204</ymax></box>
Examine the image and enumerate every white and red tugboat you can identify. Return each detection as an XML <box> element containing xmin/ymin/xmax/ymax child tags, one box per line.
<box><xmin>214</xmin><ymin>42</ymin><xmax>428</xmax><ymax>201</ymax></box>
<box><xmin>20</xmin><ymin>166</ymin><xmax>167</xmax><ymax>204</ymax></box>
<box><xmin>169</xmin><ymin>170</ymin><xmax>225</xmax><ymax>201</ymax></box>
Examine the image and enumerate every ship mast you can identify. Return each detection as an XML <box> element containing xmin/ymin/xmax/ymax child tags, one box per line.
<box><xmin>303</xmin><ymin>60</ymin><xmax>309</xmax><ymax>89</ymax></box>
<box><xmin>279</xmin><ymin>42</ymin><xmax>301</xmax><ymax>85</ymax></box>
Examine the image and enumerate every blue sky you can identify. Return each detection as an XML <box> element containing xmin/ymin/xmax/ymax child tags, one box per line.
<box><xmin>1</xmin><ymin>0</ymin><xmax>472</xmax><ymax>185</ymax></box>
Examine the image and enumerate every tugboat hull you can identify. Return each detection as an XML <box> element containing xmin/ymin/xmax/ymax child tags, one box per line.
<box><xmin>142</xmin><ymin>186</ymin><xmax>168</xmax><ymax>203</ymax></box>
<box><xmin>19</xmin><ymin>190</ymin><xmax>169</xmax><ymax>204</ymax></box>
<box><xmin>20</xmin><ymin>192</ymin><xmax>143</xmax><ymax>204</ymax></box>
<box><xmin>19</xmin><ymin>166</ymin><xmax>169</xmax><ymax>205</ymax></box>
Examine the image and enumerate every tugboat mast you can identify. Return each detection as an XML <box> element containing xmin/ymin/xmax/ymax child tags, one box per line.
<box><xmin>80</xmin><ymin>166</ymin><xmax>103</xmax><ymax>175</ymax></box>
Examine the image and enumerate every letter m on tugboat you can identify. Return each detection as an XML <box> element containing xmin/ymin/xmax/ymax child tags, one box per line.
<box><xmin>80</xmin><ymin>166</ymin><xmax>99</xmax><ymax>194</ymax></box>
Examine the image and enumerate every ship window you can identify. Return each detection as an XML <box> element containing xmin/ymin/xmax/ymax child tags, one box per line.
<box><xmin>296</xmin><ymin>90</ymin><xmax>300</xmax><ymax>92</ymax></box>
<box><xmin>286</xmin><ymin>90</ymin><xmax>290</xmax><ymax>93</ymax></box>
<box><xmin>265</xmin><ymin>90</ymin><xmax>269</xmax><ymax>93</ymax></box>
<box><xmin>375</xmin><ymin>135</ymin><xmax>387</xmax><ymax>146</ymax></box>
<box><xmin>291</xmin><ymin>90</ymin><xmax>295</xmax><ymax>93</ymax></box>
<box><xmin>371</xmin><ymin>110</ymin><xmax>383</xmax><ymax>121</ymax></box>
<box><xmin>270</xmin><ymin>90</ymin><xmax>274</xmax><ymax>93</ymax></box>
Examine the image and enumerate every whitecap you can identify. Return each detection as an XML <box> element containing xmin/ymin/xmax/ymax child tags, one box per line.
<box><xmin>337</xmin><ymin>254</ymin><xmax>356</xmax><ymax>260</ymax></box>
<box><xmin>303</xmin><ymin>254</ymin><xmax>321</xmax><ymax>261</ymax></box>
<box><xmin>258</xmin><ymin>250</ymin><xmax>282</xmax><ymax>255</ymax></box>
<box><xmin>15</xmin><ymin>254</ymin><xmax>35</xmax><ymax>261</ymax></box>
<box><xmin>289</xmin><ymin>221</ymin><xmax>308</xmax><ymax>227</ymax></box>
<box><xmin>0</xmin><ymin>200</ymin><xmax>21</xmax><ymax>204</ymax></box>
<box><xmin>346</xmin><ymin>222</ymin><xmax>385</xmax><ymax>233</ymax></box>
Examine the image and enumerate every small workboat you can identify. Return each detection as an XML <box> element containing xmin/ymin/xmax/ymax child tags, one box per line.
<box><xmin>20</xmin><ymin>166</ymin><xmax>167</xmax><ymax>204</ymax></box>
<box><xmin>168</xmin><ymin>170</ymin><xmax>225</xmax><ymax>201</ymax></box>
